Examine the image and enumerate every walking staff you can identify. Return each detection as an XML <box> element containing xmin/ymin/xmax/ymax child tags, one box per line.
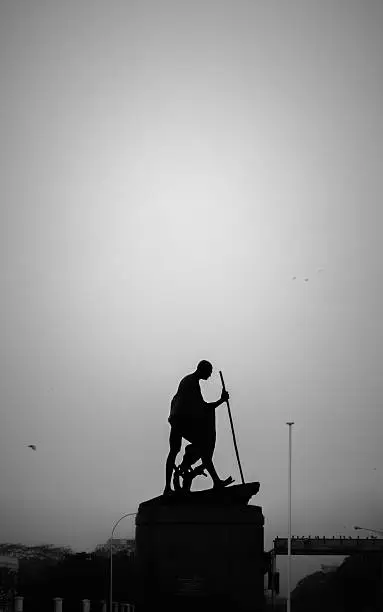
<box><xmin>219</xmin><ymin>370</ymin><xmax>245</xmax><ymax>485</ymax></box>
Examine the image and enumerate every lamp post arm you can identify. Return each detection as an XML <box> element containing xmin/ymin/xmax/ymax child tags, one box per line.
<box><xmin>111</xmin><ymin>513</ymin><xmax>136</xmax><ymax>539</ymax></box>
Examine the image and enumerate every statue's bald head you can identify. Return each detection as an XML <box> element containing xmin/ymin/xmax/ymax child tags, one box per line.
<box><xmin>196</xmin><ymin>360</ymin><xmax>213</xmax><ymax>380</ymax></box>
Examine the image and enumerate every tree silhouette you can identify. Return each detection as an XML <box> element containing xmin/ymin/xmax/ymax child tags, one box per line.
<box><xmin>292</xmin><ymin>554</ymin><xmax>383</xmax><ymax>612</ymax></box>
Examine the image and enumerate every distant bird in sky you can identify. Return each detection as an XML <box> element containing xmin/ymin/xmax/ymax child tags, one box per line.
<box><xmin>28</xmin><ymin>445</ymin><xmax>36</xmax><ymax>451</ymax></box>
<box><xmin>291</xmin><ymin>268</ymin><xmax>325</xmax><ymax>281</ymax></box>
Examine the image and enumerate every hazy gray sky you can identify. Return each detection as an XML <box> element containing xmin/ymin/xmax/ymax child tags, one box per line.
<box><xmin>1</xmin><ymin>0</ymin><xmax>383</xmax><ymax>591</ymax></box>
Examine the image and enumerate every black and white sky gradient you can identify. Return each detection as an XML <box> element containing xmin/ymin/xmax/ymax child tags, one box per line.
<box><xmin>1</xmin><ymin>0</ymin><xmax>383</xmax><ymax>592</ymax></box>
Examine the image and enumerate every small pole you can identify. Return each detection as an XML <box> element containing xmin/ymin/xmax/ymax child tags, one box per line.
<box><xmin>14</xmin><ymin>596</ymin><xmax>24</xmax><ymax>612</ymax></box>
<box><xmin>53</xmin><ymin>599</ymin><xmax>63</xmax><ymax>612</ymax></box>
<box><xmin>286</xmin><ymin>422</ymin><xmax>294</xmax><ymax>612</ymax></box>
<box><xmin>82</xmin><ymin>600</ymin><xmax>90</xmax><ymax>612</ymax></box>
<box><xmin>219</xmin><ymin>371</ymin><xmax>245</xmax><ymax>484</ymax></box>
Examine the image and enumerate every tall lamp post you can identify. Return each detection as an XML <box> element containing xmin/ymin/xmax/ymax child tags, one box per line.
<box><xmin>109</xmin><ymin>513</ymin><xmax>136</xmax><ymax>612</ymax></box>
<box><xmin>286</xmin><ymin>422</ymin><xmax>294</xmax><ymax>612</ymax></box>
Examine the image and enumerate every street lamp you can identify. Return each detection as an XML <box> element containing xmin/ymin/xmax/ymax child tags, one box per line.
<box><xmin>109</xmin><ymin>513</ymin><xmax>137</xmax><ymax>612</ymax></box>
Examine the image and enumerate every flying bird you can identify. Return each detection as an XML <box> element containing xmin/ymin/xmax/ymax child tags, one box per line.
<box><xmin>28</xmin><ymin>445</ymin><xmax>36</xmax><ymax>451</ymax></box>
<box><xmin>304</xmin><ymin>278</ymin><xmax>309</xmax><ymax>282</ymax></box>
<box><xmin>292</xmin><ymin>276</ymin><xmax>297</xmax><ymax>280</ymax></box>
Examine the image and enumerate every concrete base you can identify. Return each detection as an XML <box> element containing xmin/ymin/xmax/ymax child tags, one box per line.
<box><xmin>135</xmin><ymin>483</ymin><xmax>265</xmax><ymax>612</ymax></box>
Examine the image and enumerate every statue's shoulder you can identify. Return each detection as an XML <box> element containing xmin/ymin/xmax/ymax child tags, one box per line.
<box><xmin>178</xmin><ymin>372</ymin><xmax>197</xmax><ymax>391</ymax></box>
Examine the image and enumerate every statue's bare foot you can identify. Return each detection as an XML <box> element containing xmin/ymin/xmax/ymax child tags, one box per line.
<box><xmin>213</xmin><ymin>476</ymin><xmax>234</xmax><ymax>489</ymax></box>
<box><xmin>193</xmin><ymin>464</ymin><xmax>207</xmax><ymax>477</ymax></box>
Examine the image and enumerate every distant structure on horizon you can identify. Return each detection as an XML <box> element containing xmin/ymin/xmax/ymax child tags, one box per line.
<box><xmin>95</xmin><ymin>538</ymin><xmax>135</xmax><ymax>556</ymax></box>
<box><xmin>274</xmin><ymin>536</ymin><xmax>383</xmax><ymax>555</ymax></box>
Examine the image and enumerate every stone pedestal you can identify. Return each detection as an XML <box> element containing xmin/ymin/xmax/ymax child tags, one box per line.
<box><xmin>135</xmin><ymin>482</ymin><xmax>264</xmax><ymax>612</ymax></box>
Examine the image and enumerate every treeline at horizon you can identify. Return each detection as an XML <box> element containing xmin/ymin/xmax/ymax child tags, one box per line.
<box><xmin>2</xmin><ymin>543</ymin><xmax>382</xmax><ymax>611</ymax></box>
<box><xmin>0</xmin><ymin>542</ymin><xmax>136</xmax><ymax>611</ymax></box>
<box><xmin>291</xmin><ymin>552</ymin><xmax>383</xmax><ymax>612</ymax></box>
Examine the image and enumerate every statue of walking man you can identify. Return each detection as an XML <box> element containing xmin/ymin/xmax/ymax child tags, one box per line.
<box><xmin>164</xmin><ymin>360</ymin><xmax>233</xmax><ymax>495</ymax></box>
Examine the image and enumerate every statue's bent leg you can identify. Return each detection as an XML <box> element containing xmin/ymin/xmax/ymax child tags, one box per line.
<box><xmin>179</xmin><ymin>444</ymin><xmax>201</xmax><ymax>472</ymax></box>
<box><xmin>198</xmin><ymin>430</ymin><xmax>233</xmax><ymax>488</ymax></box>
<box><xmin>183</xmin><ymin>427</ymin><xmax>221</xmax><ymax>488</ymax></box>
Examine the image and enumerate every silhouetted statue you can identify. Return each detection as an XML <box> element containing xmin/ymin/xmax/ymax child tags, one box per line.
<box><xmin>164</xmin><ymin>360</ymin><xmax>233</xmax><ymax>495</ymax></box>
